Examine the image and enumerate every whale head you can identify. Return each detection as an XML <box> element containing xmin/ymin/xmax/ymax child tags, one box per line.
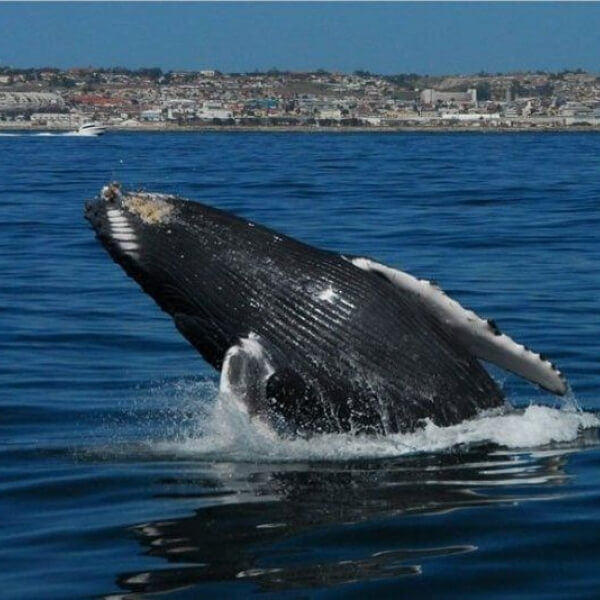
<box><xmin>85</xmin><ymin>182</ymin><xmax>264</xmax><ymax>370</ymax></box>
<box><xmin>84</xmin><ymin>182</ymin><xmax>317</xmax><ymax>382</ymax></box>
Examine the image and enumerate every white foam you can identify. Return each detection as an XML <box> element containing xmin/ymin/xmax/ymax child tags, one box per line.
<box><xmin>147</xmin><ymin>381</ymin><xmax>599</xmax><ymax>463</ymax></box>
<box><xmin>0</xmin><ymin>131</ymin><xmax>98</xmax><ymax>137</ymax></box>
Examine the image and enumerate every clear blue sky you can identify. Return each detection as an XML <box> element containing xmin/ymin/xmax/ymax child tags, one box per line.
<box><xmin>1</xmin><ymin>2</ymin><xmax>599</xmax><ymax>75</ymax></box>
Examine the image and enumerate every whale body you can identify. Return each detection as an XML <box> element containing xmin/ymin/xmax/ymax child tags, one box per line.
<box><xmin>85</xmin><ymin>183</ymin><xmax>567</xmax><ymax>436</ymax></box>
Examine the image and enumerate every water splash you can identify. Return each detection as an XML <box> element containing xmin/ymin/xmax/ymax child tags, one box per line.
<box><xmin>128</xmin><ymin>379</ymin><xmax>600</xmax><ymax>463</ymax></box>
<box><xmin>0</xmin><ymin>131</ymin><xmax>99</xmax><ymax>137</ymax></box>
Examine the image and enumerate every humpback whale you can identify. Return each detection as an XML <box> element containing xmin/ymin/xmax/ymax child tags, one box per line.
<box><xmin>85</xmin><ymin>183</ymin><xmax>567</xmax><ymax>436</ymax></box>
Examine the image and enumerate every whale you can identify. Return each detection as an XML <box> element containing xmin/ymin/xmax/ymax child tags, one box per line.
<box><xmin>85</xmin><ymin>183</ymin><xmax>567</xmax><ymax>436</ymax></box>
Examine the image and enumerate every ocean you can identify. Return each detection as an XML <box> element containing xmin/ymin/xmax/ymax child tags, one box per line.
<box><xmin>1</xmin><ymin>130</ymin><xmax>599</xmax><ymax>599</ymax></box>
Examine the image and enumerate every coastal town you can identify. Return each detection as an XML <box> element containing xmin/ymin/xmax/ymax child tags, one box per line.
<box><xmin>1</xmin><ymin>66</ymin><xmax>600</xmax><ymax>131</ymax></box>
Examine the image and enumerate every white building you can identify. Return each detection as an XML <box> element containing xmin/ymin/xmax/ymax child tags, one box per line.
<box><xmin>319</xmin><ymin>108</ymin><xmax>342</xmax><ymax>120</ymax></box>
<box><xmin>421</xmin><ymin>88</ymin><xmax>477</xmax><ymax>106</ymax></box>
<box><xmin>29</xmin><ymin>112</ymin><xmax>87</xmax><ymax>127</ymax></box>
<box><xmin>559</xmin><ymin>102</ymin><xmax>592</xmax><ymax>118</ymax></box>
<box><xmin>441</xmin><ymin>112</ymin><xmax>500</xmax><ymax>121</ymax></box>
<box><xmin>197</xmin><ymin>103</ymin><xmax>233</xmax><ymax>120</ymax></box>
<box><xmin>161</xmin><ymin>98</ymin><xmax>197</xmax><ymax>121</ymax></box>
<box><xmin>140</xmin><ymin>109</ymin><xmax>162</xmax><ymax>121</ymax></box>
<box><xmin>0</xmin><ymin>92</ymin><xmax>65</xmax><ymax>112</ymax></box>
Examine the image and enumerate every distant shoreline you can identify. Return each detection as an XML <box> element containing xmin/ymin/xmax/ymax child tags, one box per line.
<box><xmin>1</xmin><ymin>122</ymin><xmax>600</xmax><ymax>134</ymax></box>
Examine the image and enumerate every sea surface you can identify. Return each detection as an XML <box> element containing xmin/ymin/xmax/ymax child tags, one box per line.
<box><xmin>1</xmin><ymin>131</ymin><xmax>599</xmax><ymax>599</ymax></box>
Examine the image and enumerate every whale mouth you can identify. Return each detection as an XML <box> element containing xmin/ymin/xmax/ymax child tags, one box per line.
<box><xmin>85</xmin><ymin>184</ymin><xmax>142</xmax><ymax>259</ymax></box>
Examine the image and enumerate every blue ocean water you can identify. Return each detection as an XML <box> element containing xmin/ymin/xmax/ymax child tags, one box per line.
<box><xmin>1</xmin><ymin>131</ymin><xmax>599</xmax><ymax>599</ymax></box>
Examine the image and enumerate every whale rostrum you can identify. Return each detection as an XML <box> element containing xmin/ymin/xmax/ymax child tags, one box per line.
<box><xmin>85</xmin><ymin>183</ymin><xmax>567</xmax><ymax>436</ymax></box>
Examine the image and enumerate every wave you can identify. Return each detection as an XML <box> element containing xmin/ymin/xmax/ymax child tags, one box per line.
<box><xmin>0</xmin><ymin>131</ymin><xmax>96</xmax><ymax>137</ymax></box>
<box><xmin>98</xmin><ymin>379</ymin><xmax>600</xmax><ymax>463</ymax></box>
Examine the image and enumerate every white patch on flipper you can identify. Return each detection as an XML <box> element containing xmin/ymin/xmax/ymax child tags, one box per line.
<box><xmin>220</xmin><ymin>334</ymin><xmax>275</xmax><ymax>404</ymax></box>
<box><xmin>350</xmin><ymin>257</ymin><xmax>567</xmax><ymax>395</ymax></box>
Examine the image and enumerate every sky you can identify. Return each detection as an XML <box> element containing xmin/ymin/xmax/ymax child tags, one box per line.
<box><xmin>1</xmin><ymin>2</ymin><xmax>599</xmax><ymax>75</ymax></box>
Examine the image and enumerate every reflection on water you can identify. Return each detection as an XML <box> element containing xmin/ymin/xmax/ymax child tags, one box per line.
<box><xmin>109</xmin><ymin>445</ymin><xmax>579</xmax><ymax>597</ymax></box>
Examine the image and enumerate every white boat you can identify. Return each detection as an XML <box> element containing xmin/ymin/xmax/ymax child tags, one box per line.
<box><xmin>76</xmin><ymin>122</ymin><xmax>106</xmax><ymax>136</ymax></box>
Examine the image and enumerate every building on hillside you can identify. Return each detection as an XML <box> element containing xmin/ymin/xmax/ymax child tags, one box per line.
<box><xmin>318</xmin><ymin>108</ymin><xmax>342</xmax><ymax>120</ymax></box>
<box><xmin>30</xmin><ymin>112</ymin><xmax>82</xmax><ymax>127</ymax></box>
<box><xmin>0</xmin><ymin>92</ymin><xmax>65</xmax><ymax>114</ymax></box>
<box><xmin>197</xmin><ymin>103</ymin><xmax>233</xmax><ymax>120</ymax></box>
<box><xmin>421</xmin><ymin>88</ymin><xmax>477</xmax><ymax>106</ymax></box>
<box><xmin>559</xmin><ymin>102</ymin><xmax>593</xmax><ymax>118</ymax></box>
<box><xmin>440</xmin><ymin>112</ymin><xmax>500</xmax><ymax>122</ymax></box>
<box><xmin>140</xmin><ymin>109</ymin><xmax>162</xmax><ymax>121</ymax></box>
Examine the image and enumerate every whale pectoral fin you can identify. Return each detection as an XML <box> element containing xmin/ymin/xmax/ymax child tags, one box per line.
<box><xmin>219</xmin><ymin>335</ymin><xmax>275</xmax><ymax>412</ymax></box>
<box><xmin>219</xmin><ymin>336</ymin><xmax>315</xmax><ymax>434</ymax></box>
<box><xmin>349</xmin><ymin>256</ymin><xmax>567</xmax><ymax>396</ymax></box>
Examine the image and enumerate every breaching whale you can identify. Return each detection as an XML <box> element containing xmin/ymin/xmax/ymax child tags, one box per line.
<box><xmin>85</xmin><ymin>183</ymin><xmax>567</xmax><ymax>436</ymax></box>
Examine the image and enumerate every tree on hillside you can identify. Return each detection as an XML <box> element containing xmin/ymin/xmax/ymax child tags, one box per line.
<box><xmin>135</xmin><ymin>68</ymin><xmax>163</xmax><ymax>80</ymax></box>
<box><xmin>475</xmin><ymin>81</ymin><xmax>491</xmax><ymax>101</ymax></box>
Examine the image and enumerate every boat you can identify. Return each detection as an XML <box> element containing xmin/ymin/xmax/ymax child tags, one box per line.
<box><xmin>76</xmin><ymin>122</ymin><xmax>106</xmax><ymax>136</ymax></box>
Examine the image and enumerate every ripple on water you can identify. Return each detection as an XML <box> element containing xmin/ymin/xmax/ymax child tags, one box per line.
<box><xmin>2</xmin><ymin>131</ymin><xmax>600</xmax><ymax>599</ymax></box>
